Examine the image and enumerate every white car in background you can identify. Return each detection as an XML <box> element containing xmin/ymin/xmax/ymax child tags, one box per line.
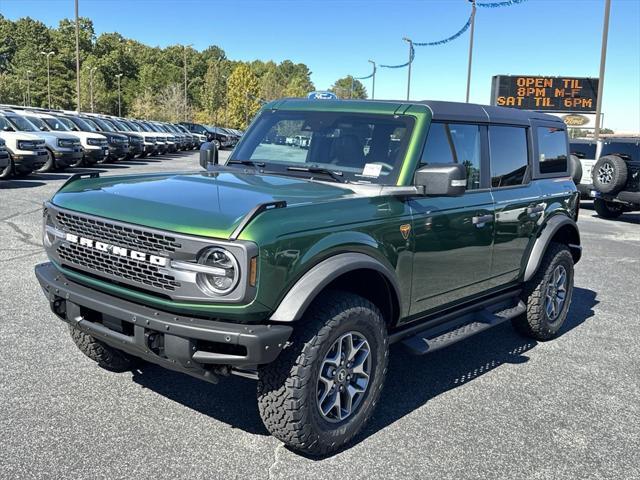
<box><xmin>0</xmin><ymin>114</ymin><xmax>48</xmax><ymax>179</ymax></box>
<box><xmin>569</xmin><ymin>139</ymin><xmax>600</xmax><ymax>198</ymax></box>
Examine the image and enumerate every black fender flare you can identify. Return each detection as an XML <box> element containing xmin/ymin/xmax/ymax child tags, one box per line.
<box><xmin>523</xmin><ymin>215</ymin><xmax>581</xmax><ymax>282</ymax></box>
<box><xmin>269</xmin><ymin>252</ymin><xmax>401</xmax><ymax>322</ymax></box>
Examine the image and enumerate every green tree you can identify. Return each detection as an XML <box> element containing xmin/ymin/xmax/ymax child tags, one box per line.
<box><xmin>227</xmin><ymin>63</ymin><xmax>261</xmax><ymax>129</ymax></box>
<box><xmin>330</xmin><ymin>76</ymin><xmax>367</xmax><ymax>99</ymax></box>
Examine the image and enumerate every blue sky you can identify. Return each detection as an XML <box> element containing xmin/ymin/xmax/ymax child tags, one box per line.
<box><xmin>1</xmin><ymin>0</ymin><xmax>639</xmax><ymax>131</ymax></box>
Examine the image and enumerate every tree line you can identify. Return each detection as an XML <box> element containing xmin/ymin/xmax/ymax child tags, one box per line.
<box><xmin>0</xmin><ymin>15</ymin><xmax>368</xmax><ymax>129</ymax></box>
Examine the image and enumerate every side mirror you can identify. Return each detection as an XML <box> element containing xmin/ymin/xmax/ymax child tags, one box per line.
<box><xmin>199</xmin><ymin>141</ymin><xmax>218</xmax><ymax>170</ymax></box>
<box><xmin>414</xmin><ymin>163</ymin><xmax>467</xmax><ymax>196</ymax></box>
<box><xmin>3</xmin><ymin>126</ymin><xmax>14</xmax><ymax>132</ymax></box>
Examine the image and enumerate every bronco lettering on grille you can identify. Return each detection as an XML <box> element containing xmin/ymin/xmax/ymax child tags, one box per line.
<box><xmin>65</xmin><ymin>233</ymin><xmax>168</xmax><ymax>267</ymax></box>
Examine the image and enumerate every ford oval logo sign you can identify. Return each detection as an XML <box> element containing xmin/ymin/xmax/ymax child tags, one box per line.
<box><xmin>307</xmin><ymin>91</ymin><xmax>338</xmax><ymax>100</ymax></box>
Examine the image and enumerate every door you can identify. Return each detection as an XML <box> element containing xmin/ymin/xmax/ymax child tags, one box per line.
<box><xmin>409</xmin><ymin>122</ymin><xmax>495</xmax><ymax>316</ymax></box>
<box><xmin>487</xmin><ymin>125</ymin><xmax>541</xmax><ymax>287</ymax></box>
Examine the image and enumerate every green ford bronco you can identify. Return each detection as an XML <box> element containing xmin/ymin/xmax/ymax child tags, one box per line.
<box><xmin>35</xmin><ymin>99</ymin><xmax>581</xmax><ymax>455</ymax></box>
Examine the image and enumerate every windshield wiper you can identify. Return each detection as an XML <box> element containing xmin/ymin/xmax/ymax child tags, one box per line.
<box><xmin>227</xmin><ymin>159</ymin><xmax>266</xmax><ymax>167</ymax></box>
<box><xmin>286</xmin><ymin>166</ymin><xmax>347</xmax><ymax>183</ymax></box>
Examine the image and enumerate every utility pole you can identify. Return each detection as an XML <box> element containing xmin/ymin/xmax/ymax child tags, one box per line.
<box><xmin>26</xmin><ymin>70</ymin><xmax>32</xmax><ymax>105</ymax></box>
<box><xmin>594</xmin><ymin>0</ymin><xmax>611</xmax><ymax>140</ymax></box>
<box><xmin>465</xmin><ymin>0</ymin><xmax>477</xmax><ymax>103</ymax></box>
<box><xmin>40</xmin><ymin>51</ymin><xmax>55</xmax><ymax>108</ymax></box>
<box><xmin>89</xmin><ymin>66</ymin><xmax>97</xmax><ymax>112</ymax></box>
<box><xmin>183</xmin><ymin>44</ymin><xmax>193</xmax><ymax>122</ymax></box>
<box><xmin>350</xmin><ymin>76</ymin><xmax>354</xmax><ymax>99</ymax></box>
<box><xmin>75</xmin><ymin>0</ymin><xmax>81</xmax><ymax>112</ymax></box>
<box><xmin>402</xmin><ymin>37</ymin><xmax>413</xmax><ymax>100</ymax></box>
<box><xmin>368</xmin><ymin>60</ymin><xmax>376</xmax><ymax>100</ymax></box>
<box><xmin>115</xmin><ymin>73</ymin><xmax>123</xmax><ymax>116</ymax></box>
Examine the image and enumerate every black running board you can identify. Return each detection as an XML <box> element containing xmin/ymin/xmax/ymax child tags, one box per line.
<box><xmin>401</xmin><ymin>300</ymin><xmax>526</xmax><ymax>355</ymax></box>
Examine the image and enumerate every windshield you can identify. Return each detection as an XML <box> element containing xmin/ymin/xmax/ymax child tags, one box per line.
<box><xmin>230</xmin><ymin>110</ymin><xmax>414</xmax><ymax>184</ymax></box>
<box><xmin>25</xmin><ymin>116</ymin><xmax>50</xmax><ymax>131</ymax></box>
<box><xmin>0</xmin><ymin>116</ymin><xmax>13</xmax><ymax>131</ymax></box>
<box><xmin>88</xmin><ymin>117</ymin><xmax>113</xmax><ymax>131</ymax></box>
<box><xmin>6</xmin><ymin>115</ymin><xmax>40</xmax><ymax>132</ymax></box>
<box><xmin>122</xmin><ymin>120</ymin><xmax>140</xmax><ymax>131</ymax></box>
<box><xmin>145</xmin><ymin>123</ymin><xmax>162</xmax><ymax>133</ymax></box>
<box><xmin>67</xmin><ymin>116</ymin><xmax>98</xmax><ymax>132</ymax></box>
<box><xmin>44</xmin><ymin>117</ymin><xmax>72</xmax><ymax>131</ymax></box>
<box><xmin>601</xmin><ymin>141</ymin><xmax>639</xmax><ymax>162</ymax></box>
<box><xmin>570</xmin><ymin>142</ymin><xmax>597</xmax><ymax>159</ymax></box>
<box><xmin>110</xmin><ymin>119</ymin><xmax>128</xmax><ymax>131</ymax></box>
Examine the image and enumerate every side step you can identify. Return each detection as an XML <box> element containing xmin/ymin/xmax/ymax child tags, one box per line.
<box><xmin>401</xmin><ymin>301</ymin><xmax>526</xmax><ymax>355</ymax></box>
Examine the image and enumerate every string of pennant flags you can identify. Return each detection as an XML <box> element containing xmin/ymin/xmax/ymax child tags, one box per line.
<box><xmin>354</xmin><ymin>0</ymin><xmax>527</xmax><ymax>76</ymax></box>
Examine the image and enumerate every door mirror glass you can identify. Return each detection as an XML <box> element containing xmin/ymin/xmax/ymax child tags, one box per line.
<box><xmin>414</xmin><ymin>163</ymin><xmax>467</xmax><ymax>196</ymax></box>
<box><xmin>199</xmin><ymin>141</ymin><xmax>218</xmax><ymax>170</ymax></box>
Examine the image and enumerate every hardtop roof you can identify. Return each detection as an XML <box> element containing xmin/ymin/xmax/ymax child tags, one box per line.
<box><xmin>267</xmin><ymin>98</ymin><xmax>564</xmax><ymax>125</ymax></box>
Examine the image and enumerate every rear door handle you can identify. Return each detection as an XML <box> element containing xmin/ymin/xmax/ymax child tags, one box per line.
<box><xmin>527</xmin><ymin>204</ymin><xmax>544</xmax><ymax>215</ymax></box>
<box><xmin>472</xmin><ymin>214</ymin><xmax>494</xmax><ymax>226</ymax></box>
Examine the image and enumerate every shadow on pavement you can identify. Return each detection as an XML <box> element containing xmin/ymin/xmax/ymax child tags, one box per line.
<box><xmin>128</xmin><ymin>287</ymin><xmax>598</xmax><ymax>450</ymax></box>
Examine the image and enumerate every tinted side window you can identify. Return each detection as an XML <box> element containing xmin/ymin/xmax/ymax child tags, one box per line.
<box><xmin>421</xmin><ymin>123</ymin><xmax>481</xmax><ymax>190</ymax></box>
<box><xmin>537</xmin><ymin>127</ymin><xmax>568</xmax><ymax>174</ymax></box>
<box><xmin>600</xmin><ymin>141</ymin><xmax>639</xmax><ymax>162</ymax></box>
<box><xmin>569</xmin><ymin>142</ymin><xmax>597</xmax><ymax>159</ymax></box>
<box><xmin>489</xmin><ymin>126</ymin><xmax>529</xmax><ymax>188</ymax></box>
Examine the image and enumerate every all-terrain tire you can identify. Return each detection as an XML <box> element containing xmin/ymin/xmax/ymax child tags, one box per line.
<box><xmin>257</xmin><ymin>291</ymin><xmax>389</xmax><ymax>456</ymax></box>
<box><xmin>592</xmin><ymin>155</ymin><xmax>627</xmax><ymax>194</ymax></box>
<box><xmin>594</xmin><ymin>198</ymin><xmax>624</xmax><ymax>219</ymax></box>
<box><xmin>36</xmin><ymin>149</ymin><xmax>56</xmax><ymax>173</ymax></box>
<box><xmin>569</xmin><ymin>154</ymin><xmax>583</xmax><ymax>185</ymax></box>
<box><xmin>0</xmin><ymin>157</ymin><xmax>13</xmax><ymax>179</ymax></box>
<box><xmin>68</xmin><ymin>325</ymin><xmax>138</xmax><ymax>372</ymax></box>
<box><xmin>512</xmin><ymin>243</ymin><xmax>574</xmax><ymax>341</ymax></box>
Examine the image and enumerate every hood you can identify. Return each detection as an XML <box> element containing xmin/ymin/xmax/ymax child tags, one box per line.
<box><xmin>0</xmin><ymin>131</ymin><xmax>43</xmax><ymax>142</ymax></box>
<box><xmin>52</xmin><ymin>170</ymin><xmax>360</xmax><ymax>239</ymax></box>
<box><xmin>67</xmin><ymin>131</ymin><xmax>107</xmax><ymax>142</ymax></box>
<box><xmin>38</xmin><ymin>131</ymin><xmax>80</xmax><ymax>141</ymax></box>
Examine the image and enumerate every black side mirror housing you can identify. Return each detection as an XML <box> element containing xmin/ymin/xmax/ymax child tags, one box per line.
<box><xmin>414</xmin><ymin>163</ymin><xmax>467</xmax><ymax>196</ymax></box>
<box><xmin>199</xmin><ymin>141</ymin><xmax>219</xmax><ymax>170</ymax></box>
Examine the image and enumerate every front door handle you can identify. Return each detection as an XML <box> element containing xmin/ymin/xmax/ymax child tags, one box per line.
<box><xmin>472</xmin><ymin>214</ymin><xmax>494</xmax><ymax>227</ymax></box>
<box><xmin>527</xmin><ymin>204</ymin><xmax>544</xmax><ymax>215</ymax></box>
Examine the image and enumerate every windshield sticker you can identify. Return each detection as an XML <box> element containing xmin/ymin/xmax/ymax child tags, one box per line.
<box><xmin>361</xmin><ymin>163</ymin><xmax>382</xmax><ymax>178</ymax></box>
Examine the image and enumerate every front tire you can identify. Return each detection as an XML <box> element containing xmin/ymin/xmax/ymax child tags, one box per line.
<box><xmin>513</xmin><ymin>243</ymin><xmax>574</xmax><ymax>341</ymax></box>
<box><xmin>0</xmin><ymin>158</ymin><xmax>13</xmax><ymax>179</ymax></box>
<box><xmin>594</xmin><ymin>198</ymin><xmax>624</xmax><ymax>219</ymax></box>
<box><xmin>68</xmin><ymin>325</ymin><xmax>138</xmax><ymax>372</ymax></box>
<box><xmin>257</xmin><ymin>291</ymin><xmax>388</xmax><ymax>456</ymax></box>
<box><xmin>36</xmin><ymin>149</ymin><xmax>56</xmax><ymax>173</ymax></box>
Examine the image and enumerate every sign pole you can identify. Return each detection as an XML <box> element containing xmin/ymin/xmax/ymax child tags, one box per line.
<box><xmin>465</xmin><ymin>0</ymin><xmax>476</xmax><ymax>103</ymax></box>
<box><xmin>403</xmin><ymin>37</ymin><xmax>413</xmax><ymax>101</ymax></box>
<box><xmin>594</xmin><ymin>0</ymin><xmax>611</xmax><ymax>140</ymax></box>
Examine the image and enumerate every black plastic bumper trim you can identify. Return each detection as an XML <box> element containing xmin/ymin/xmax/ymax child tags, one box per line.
<box><xmin>35</xmin><ymin>262</ymin><xmax>292</xmax><ymax>371</ymax></box>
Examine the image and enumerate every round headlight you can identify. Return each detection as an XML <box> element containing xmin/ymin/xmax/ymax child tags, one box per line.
<box><xmin>43</xmin><ymin>211</ymin><xmax>55</xmax><ymax>248</ymax></box>
<box><xmin>196</xmin><ymin>247</ymin><xmax>240</xmax><ymax>296</ymax></box>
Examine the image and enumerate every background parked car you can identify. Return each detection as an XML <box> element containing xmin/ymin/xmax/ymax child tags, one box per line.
<box><xmin>589</xmin><ymin>137</ymin><xmax>640</xmax><ymax>218</ymax></box>
<box><xmin>0</xmin><ymin>114</ymin><xmax>47</xmax><ymax>178</ymax></box>
<box><xmin>0</xmin><ymin>110</ymin><xmax>82</xmax><ymax>173</ymax></box>
<box><xmin>180</xmin><ymin>122</ymin><xmax>232</xmax><ymax>149</ymax></box>
<box><xmin>22</xmin><ymin>111</ymin><xmax>108</xmax><ymax>166</ymax></box>
<box><xmin>58</xmin><ymin>113</ymin><xmax>128</xmax><ymax>163</ymax></box>
<box><xmin>84</xmin><ymin>115</ymin><xmax>142</xmax><ymax>159</ymax></box>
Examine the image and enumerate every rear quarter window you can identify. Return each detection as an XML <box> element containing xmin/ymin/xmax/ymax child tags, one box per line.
<box><xmin>537</xmin><ymin>126</ymin><xmax>568</xmax><ymax>175</ymax></box>
<box><xmin>600</xmin><ymin>141</ymin><xmax>640</xmax><ymax>162</ymax></box>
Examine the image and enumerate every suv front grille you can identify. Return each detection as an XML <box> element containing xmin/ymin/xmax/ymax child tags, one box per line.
<box><xmin>55</xmin><ymin>211</ymin><xmax>184</xmax><ymax>292</ymax></box>
<box><xmin>56</xmin><ymin>211</ymin><xmax>182</xmax><ymax>255</ymax></box>
<box><xmin>58</xmin><ymin>242</ymin><xmax>180</xmax><ymax>291</ymax></box>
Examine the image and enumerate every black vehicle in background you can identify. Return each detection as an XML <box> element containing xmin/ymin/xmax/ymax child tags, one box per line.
<box><xmin>590</xmin><ymin>137</ymin><xmax>640</xmax><ymax>218</ymax></box>
<box><xmin>180</xmin><ymin>122</ymin><xmax>233</xmax><ymax>149</ymax></box>
<box><xmin>83</xmin><ymin>116</ymin><xmax>144</xmax><ymax>159</ymax></box>
<box><xmin>60</xmin><ymin>114</ymin><xmax>129</xmax><ymax>162</ymax></box>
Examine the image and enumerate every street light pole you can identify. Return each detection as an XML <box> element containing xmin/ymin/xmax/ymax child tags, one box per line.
<box><xmin>75</xmin><ymin>0</ymin><xmax>81</xmax><ymax>111</ymax></box>
<box><xmin>40</xmin><ymin>51</ymin><xmax>55</xmax><ymax>108</ymax></box>
<box><xmin>594</xmin><ymin>0</ymin><xmax>611</xmax><ymax>140</ymax></box>
<box><xmin>465</xmin><ymin>0</ymin><xmax>477</xmax><ymax>103</ymax></box>
<box><xmin>115</xmin><ymin>73</ymin><xmax>123</xmax><ymax>117</ymax></box>
<box><xmin>402</xmin><ymin>37</ymin><xmax>413</xmax><ymax>100</ymax></box>
<box><xmin>26</xmin><ymin>70</ymin><xmax>32</xmax><ymax>105</ymax></box>
<box><xmin>183</xmin><ymin>44</ymin><xmax>193</xmax><ymax>122</ymax></box>
<box><xmin>368</xmin><ymin>60</ymin><xmax>376</xmax><ymax>100</ymax></box>
<box><xmin>89</xmin><ymin>66</ymin><xmax>97</xmax><ymax>112</ymax></box>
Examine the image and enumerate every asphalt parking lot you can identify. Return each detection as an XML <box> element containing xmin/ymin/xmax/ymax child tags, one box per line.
<box><xmin>0</xmin><ymin>150</ymin><xmax>638</xmax><ymax>480</ymax></box>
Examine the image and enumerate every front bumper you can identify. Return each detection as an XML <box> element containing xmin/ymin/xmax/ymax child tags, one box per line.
<box><xmin>108</xmin><ymin>144</ymin><xmax>129</xmax><ymax>160</ymax></box>
<box><xmin>54</xmin><ymin>149</ymin><xmax>84</xmax><ymax>168</ymax></box>
<box><xmin>128</xmin><ymin>143</ymin><xmax>144</xmax><ymax>157</ymax></box>
<box><xmin>84</xmin><ymin>146</ymin><xmax>108</xmax><ymax>164</ymax></box>
<box><xmin>35</xmin><ymin>262</ymin><xmax>292</xmax><ymax>379</ymax></box>
<box><xmin>13</xmin><ymin>151</ymin><xmax>48</xmax><ymax>173</ymax></box>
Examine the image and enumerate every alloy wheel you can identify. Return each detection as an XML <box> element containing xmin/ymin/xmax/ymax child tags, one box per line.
<box><xmin>316</xmin><ymin>331</ymin><xmax>371</xmax><ymax>423</ymax></box>
<box><xmin>545</xmin><ymin>265</ymin><xmax>567</xmax><ymax>321</ymax></box>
